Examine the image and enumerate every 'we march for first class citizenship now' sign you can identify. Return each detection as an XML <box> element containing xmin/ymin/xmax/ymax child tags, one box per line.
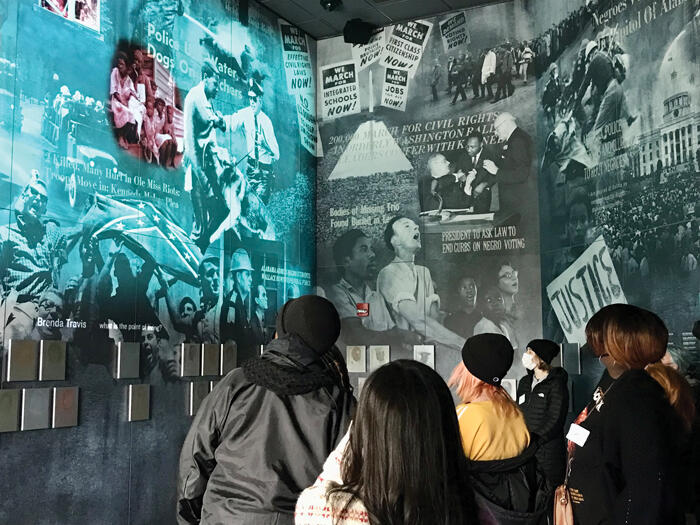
<box><xmin>379</xmin><ymin>20</ymin><xmax>432</xmax><ymax>75</ymax></box>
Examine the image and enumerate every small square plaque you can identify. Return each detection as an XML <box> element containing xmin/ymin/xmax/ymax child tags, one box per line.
<box><xmin>181</xmin><ymin>343</ymin><xmax>201</xmax><ymax>377</ymax></box>
<box><xmin>52</xmin><ymin>386</ymin><xmax>79</xmax><ymax>428</ymax></box>
<box><xmin>113</xmin><ymin>342</ymin><xmax>140</xmax><ymax>379</ymax></box>
<box><xmin>0</xmin><ymin>389</ymin><xmax>20</xmax><ymax>432</ymax></box>
<box><xmin>6</xmin><ymin>340</ymin><xmax>38</xmax><ymax>382</ymax></box>
<box><xmin>220</xmin><ymin>341</ymin><xmax>237</xmax><ymax>376</ymax></box>
<box><xmin>21</xmin><ymin>388</ymin><xmax>51</xmax><ymax>431</ymax></box>
<box><xmin>187</xmin><ymin>381</ymin><xmax>210</xmax><ymax>416</ymax></box>
<box><xmin>39</xmin><ymin>340</ymin><xmax>67</xmax><ymax>381</ymax></box>
<box><xmin>128</xmin><ymin>384</ymin><xmax>150</xmax><ymax>422</ymax></box>
<box><xmin>201</xmin><ymin>343</ymin><xmax>220</xmax><ymax>376</ymax></box>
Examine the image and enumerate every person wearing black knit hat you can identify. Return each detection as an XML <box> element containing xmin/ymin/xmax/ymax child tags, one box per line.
<box><xmin>449</xmin><ymin>333</ymin><xmax>550</xmax><ymax>522</ymax></box>
<box><xmin>516</xmin><ymin>338</ymin><xmax>569</xmax><ymax>486</ymax></box>
<box><xmin>177</xmin><ymin>295</ymin><xmax>354</xmax><ymax>525</ymax></box>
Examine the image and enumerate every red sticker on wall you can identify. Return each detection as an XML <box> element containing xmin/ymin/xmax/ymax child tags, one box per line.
<box><xmin>356</xmin><ymin>303</ymin><xmax>369</xmax><ymax>317</ymax></box>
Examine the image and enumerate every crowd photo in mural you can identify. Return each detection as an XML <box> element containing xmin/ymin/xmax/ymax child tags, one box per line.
<box><xmin>316</xmin><ymin>1</ymin><xmax>542</xmax><ymax>383</ymax></box>
<box><xmin>535</xmin><ymin>0</ymin><xmax>699</xmax><ymax>356</ymax></box>
<box><xmin>0</xmin><ymin>0</ymin><xmax>316</xmax><ymax>521</ymax></box>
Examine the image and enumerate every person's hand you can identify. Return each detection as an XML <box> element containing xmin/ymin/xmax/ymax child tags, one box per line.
<box><xmin>464</xmin><ymin>171</ymin><xmax>476</xmax><ymax>195</ymax></box>
<box><xmin>394</xmin><ymin>327</ymin><xmax>423</xmax><ymax>345</ymax></box>
<box><xmin>483</xmin><ymin>159</ymin><xmax>498</xmax><ymax>174</ymax></box>
<box><xmin>216</xmin><ymin>113</ymin><xmax>226</xmax><ymax>131</ymax></box>
<box><xmin>474</xmin><ymin>182</ymin><xmax>488</xmax><ymax>195</ymax></box>
<box><xmin>154</xmin><ymin>266</ymin><xmax>168</xmax><ymax>290</ymax></box>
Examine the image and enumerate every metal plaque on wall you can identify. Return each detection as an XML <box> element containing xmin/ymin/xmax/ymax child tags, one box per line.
<box><xmin>113</xmin><ymin>342</ymin><xmax>140</xmax><ymax>380</ymax></box>
<box><xmin>21</xmin><ymin>388</ymin><xmax>51</xmax><ymax>431</ymax></box>
<box><xmin>6</xmin><ymin>340</ymin><xmax>39</xmax><ymax>382</ymax></box>
<box><xmin>180</xmin><ymin>343</ymin><xmax>201</xmax><ymax>377</ymax></box>
<box><xmin>188</xmin><ymin>381</ymin><xmax>210</xmax><ymax>416</ymax></box>
<box><xmin>39</xmin><ymin>340</ymin><xmax>67</xmax><ymax>381</ymax></box>
<box><xmin>0</xmin><ymin>389</ymin><xmax>20</xmax><ymax>432</ymax></box>
<box><xmin>220</xmin><ymin>342</ymin><xmax>237</xmax><ymax>376</ymax></box>
<box><xmin>201</xmin><ymin>344</ymin><xmax>220</xmax><ymax>376</ymax></box>
<box><xmin>52</xmin><ymin>387</ymin><xmax>79</xmax><ymax>428</ymax></box>
<box><xmin>128</xmin><ymin>384</ymin><xmax>150</xmax><ymax>422</ymax></box>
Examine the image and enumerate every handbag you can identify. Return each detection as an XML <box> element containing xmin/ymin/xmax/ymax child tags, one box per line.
<box><xmin>553</xmin><ymin>482</ymin><xmax>573</xmax><ymax>525</ymax></box>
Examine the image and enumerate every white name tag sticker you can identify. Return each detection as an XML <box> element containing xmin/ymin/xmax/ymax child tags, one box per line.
<box><xmin>566</xmin><ymin>423</ymin><xmax>590</xmax><ymax>447</ymax></box>
<box><xmin>518</xmin><ymin>394</ymin><xmax>526</xmax><ymax>405</ymax></box>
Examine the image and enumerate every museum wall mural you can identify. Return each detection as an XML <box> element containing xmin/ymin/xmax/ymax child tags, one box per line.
<box><xmin>316</xmin><ymin>0</ymin><xmax>541</xmax><ymax>393</ymax></box>
<box><xmin>0</xmin><ymin>0</ymin><xmax>316</xmax><ymax>522</ymax></box>
<box><xmin>0</xmin><ymin>0</ymin><xmax>698</xmax><ymax>521</ymax></box>
<box><xmin>315</xmin><ymin>0</ymin><xmax>699</xmax><ymax>409</ymax></box>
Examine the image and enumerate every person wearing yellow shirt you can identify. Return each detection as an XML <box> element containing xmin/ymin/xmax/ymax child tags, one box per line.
<box><xmin>449</xmin><ymin>333</ymin><xmax>550</xmax><ymax>522</ymax></box>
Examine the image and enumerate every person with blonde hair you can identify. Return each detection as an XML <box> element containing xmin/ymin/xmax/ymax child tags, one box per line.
<box><xmin>566</xmin><ymin>304</ymin><xmax>683</xmax><ymax>524</ymax></box>
<box><xmin>450</xmin><ymin>333</ymin><xmax>549</xmax><ymax>523</ymax></box>
<box><xmin>646</xmin><ymin>362</ymin><xmax>696</xmax><ymax>432</ymax></box>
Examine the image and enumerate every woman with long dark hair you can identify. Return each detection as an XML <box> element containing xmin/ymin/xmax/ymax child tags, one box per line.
<box><xmin>565</xmin><ymin>304</ymin><xmax>683</xmax><ymax>524</ymax></box>
<box><xmin>295</xmin><ymin>360</ymin><xmax>477</xmax><ymax>525</ymax></box>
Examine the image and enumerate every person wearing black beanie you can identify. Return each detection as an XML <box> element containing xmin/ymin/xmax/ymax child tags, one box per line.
<box><xmin>449</xmin><ymin>333</ymin><xmax>551</xmax><ymax>522</ymax></box>
<box><xmin>177</xmin><ymin>295</ymin><xmax>355</xmax><ymax>525</ymax></box>
<box><xmin>516</xmin><ymin>338</ymin><xmax>569</xmax><ymax>486</ymax></box>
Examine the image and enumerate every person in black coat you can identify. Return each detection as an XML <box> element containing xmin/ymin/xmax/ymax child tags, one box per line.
<box><xmin>516</xmin><ymin>339</ymin><xmax>569</xmax><ymax>486</ymax></box>
<box><xmin>566</xmin><ymin>304</ymin><xmax>683</xmax><ymax>525</ymax></box>
<box><xmin>482</xmin><ymin>112</ymin><xmax>533</xmax><ymax>218</ymax></box>
<box><xmin>177</xmin><ymin>295</ymin><xmax>355</xmax><ymax>525</ymax></box>
<box><xmin>454</xmin><ymin>130</ymin><xmax>500</xmax><ymax>213</ymax></box>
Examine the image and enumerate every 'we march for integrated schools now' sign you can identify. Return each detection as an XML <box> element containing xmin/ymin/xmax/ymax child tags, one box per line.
<box><xmin>320</xmin><ymin>60</ymin><xmax>360</xmax><ymax>120</ymax></box>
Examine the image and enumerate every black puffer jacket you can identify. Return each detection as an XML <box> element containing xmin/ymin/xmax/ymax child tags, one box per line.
<box><xmin>177</xmin><ymin>335</ymin><xmax>355</xmax><ymax>525</ymax></box>
<box><xmin>469</xmin><ymin>439</ymin><xmax>552</xmax><ymax>525</ymax></box>
<box><xmin>516</xmin><ymin>367</ymin><xmax>569</xmax><ymax>485</ymax></box>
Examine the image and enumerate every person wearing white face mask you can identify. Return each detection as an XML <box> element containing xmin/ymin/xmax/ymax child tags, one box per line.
<box><xmin>516</xmin><ymin>339</ymin><xmax>569</xmax><ymax>486</ymax></box>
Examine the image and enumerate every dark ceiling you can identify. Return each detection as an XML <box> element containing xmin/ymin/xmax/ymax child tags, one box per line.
<box><xmin>257</xmin><ymin>0</ymin><xmax>504</xmax><ymax>40</ymax></box>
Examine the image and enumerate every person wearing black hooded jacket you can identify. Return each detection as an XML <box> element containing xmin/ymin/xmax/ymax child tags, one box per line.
<box><xmin>450</xmin><ymin>334</ymin><xmax>551</xmax><ymax>525</ymax></box>
<box><xmin>176</xmin><ymin>295</ymin><xmax>355</xmax><ymax>525</ymax></box>
<box><xmin>516</xmin><ymin>339</ymin><xmax>569</xmax><ymax>486</ymax></box>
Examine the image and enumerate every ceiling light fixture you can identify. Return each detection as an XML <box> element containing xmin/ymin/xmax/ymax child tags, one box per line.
<box><xmin>320</xmin><ymin>0</ymin><xmax>342</xmax><ymax>11</ymax></box>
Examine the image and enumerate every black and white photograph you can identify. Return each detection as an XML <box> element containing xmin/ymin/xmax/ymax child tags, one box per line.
<box><xmin>413</xmin><ymin>344</ymin><xmax>435</xmax><ymax>369</ymax></box>
<box><xmin>346</xmin><ymin>344</ymin><xmax>367</xmax><ymax>373</ymax></box>
<box><xmin>368</xmin><ymin>344</ymin><xmax>390</xmax><ymax>371</ymax></box>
